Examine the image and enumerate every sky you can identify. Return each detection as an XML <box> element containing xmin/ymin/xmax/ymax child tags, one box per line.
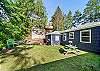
<box><xmin>43</xmin><ymin>0</ymin><xmax>89</xmax><ymax>21</ymax></box>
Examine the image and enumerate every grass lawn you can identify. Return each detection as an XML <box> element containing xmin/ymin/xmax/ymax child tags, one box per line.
<box><xmin>0</xmin><ymin>45</ymin><xmax>100</xmax><ymax>71</ymax></box>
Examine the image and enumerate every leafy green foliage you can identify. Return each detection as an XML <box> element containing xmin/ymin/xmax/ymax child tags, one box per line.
<box><xmin>0</xmin><ymin>41</ymin><xmax>4</xmax><ymax>48</ymax></box>
<box><xmin>31</xmin><ymin>0</ymin><xmax>48</xmax><ymax>29</ymax></box>
<box><xmin>0</xmin><ymin>0</ymin><xmax>48</xmax><ymax>47</ymax></box>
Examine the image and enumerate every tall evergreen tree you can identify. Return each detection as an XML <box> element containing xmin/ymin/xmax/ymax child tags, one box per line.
<box><xmin>51</xmin><ymin>6</ymin><xmax>64</xmax><ymax>31</ymax></box>
<box><xmin>64</xmin><ymin>10</ymin><xmax>73</xmax><ymax>29</ymax></box>
<box><xmin>73</xmin><ymin>10</ymin><xmax>82</xmax><ymax>26</ymax></box>
<box><xmin>83</xmin><ymin>0</ymin><xmax>100</xmax><ymax>22</ymax></box>
<box><xmin>0</xmin><ymin>0</ymin><xmax>9</xmax><ymax>20</ymax></box>
<box><xmin>33</xmin><ymin>0</ymin><xmax>48</xmax><ymax>29</ymax></box>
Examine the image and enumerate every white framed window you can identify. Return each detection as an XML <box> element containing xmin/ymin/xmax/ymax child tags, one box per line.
<box><xmin>55</xmin><ymin>35</ymin><xmax>59</xmax><ymax>41</ymax></box>
<box><xmin>80</xmin><ymin>29</ymin><xmax>91</xmax><ymax>43</ymax></box>
<box><xmin>69</xmin><ymin>32</ymin><xmax>74</xmax><ymax>39</ymax></box>
<box><xmin>63</xmin><ymin>33</ymin><xmax>66</xmax><ymax>41</ymax></box>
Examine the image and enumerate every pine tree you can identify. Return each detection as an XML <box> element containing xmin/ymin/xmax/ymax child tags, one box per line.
<box><xmin>73</xmin><ymin>10</ymin><xmax>82</xmax><ymax>26</ymax></box>
<box><xmin>33</xmin><ymin>0</ymin><xmax>48</xmax><ymax>29</ymax></box>
<box><xmin>83</xmin><ymin>0</ymin><xmax>100</xmax><ymax>22</ymax></box>
<box><xmin>0</xmin><ymin>0</ymin><xmax>9</xmax><ymax>20</ymax></box>
<box><xmin>51</xmin><ymin>6</ymin><xmax>64</xmax><ymax>31</ymax></box>
<box><xmin>64</xmin><ymin>10</ymin><xmax>73</xmax><ymax>29</ymax></box>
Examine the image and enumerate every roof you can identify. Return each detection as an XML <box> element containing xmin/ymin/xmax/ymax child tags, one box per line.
<box><xmin>62</xmin><ymin>22</ymin><xmax>100</xmax><ymax>33</ymax></box>
<box><xmin>46</xmin><ymin>31</ymin><xmax>61</xmax><ymax>35</ymax></box>
<box><xmin>45</xmin><ymin>25</ymin><xmax>53</xmax><ymax>30</ymax></box>
<box><xmin>77</xmin><ymin>22</ymin><xmax>100</xmax><ymax>30</ymax></box>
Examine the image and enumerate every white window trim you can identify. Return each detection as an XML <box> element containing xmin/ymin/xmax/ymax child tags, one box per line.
<box><xmin>69</xmin><ymin>32</ymin><xmax>74</xmax><ymax>39</ymax></box>
<box><xmin>51</xmin><ymin>34</ymin><xmax>53</xmax><ymax>45</ymax></box>
<box><xmin>63</xmin><ymin>33</ymin><xmax>66</xmax><ymax>41</ymax></box>
<box><xmin>80</xmin><ymin>29</ymin><xmax>91</xmax><ymax>43</ymax></box>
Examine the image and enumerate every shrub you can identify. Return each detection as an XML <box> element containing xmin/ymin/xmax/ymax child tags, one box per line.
<box><xmin>59</xmin><ymin>48</ymin><xmax>65</xmax><ymax>54</ymax></box>
<box><xmin>0</xmin><ymin>41</ymin><xmax>4</xmax><ymax>50</ymax></box>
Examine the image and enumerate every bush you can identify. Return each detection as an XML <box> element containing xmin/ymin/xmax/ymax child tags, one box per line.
<box><xmin>59</xmin><ymin>48</ymin><xmax>65</xmax><ymax>54</ymax></box>
<box><xmin>0</xmin><ymin>41</ymin><xmax>4</xmax><ymax>51</ymax></box>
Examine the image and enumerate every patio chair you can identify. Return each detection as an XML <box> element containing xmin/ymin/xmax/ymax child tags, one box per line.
<box><xmin>7</xmin><ymin>39</ymin><xmax>15</xmax><ymax>49</ymax></box>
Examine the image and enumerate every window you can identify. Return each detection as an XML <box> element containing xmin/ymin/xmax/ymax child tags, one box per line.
<box><xmin>80</xmin><ymin>29</ymin><xmax>91</xmax><ymax>43</ymax></box>
<box><xmin>63</xmin><ymin>33</ymin><xmax>66</xmax><ymax>41</ymax></box>
<box><xmin>55</xmin><ymin>35</ymin><xmax>59</xmax><ymax>41</ymax></box>
<box><xmin>69</xmin><ymin>32</ymin><xmax>74</xmax><ymax>39</ymax></box>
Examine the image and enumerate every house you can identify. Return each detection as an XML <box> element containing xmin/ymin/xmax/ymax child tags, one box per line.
<box><xmin>25</xmin><ymin>27</ymin><xmax>45</xmax><ymax>45</ymax></box>
<box><xmin>46</xmin><ymin>22</ymin><xmax>100</xmax><ymax>53</ymax></box>
<box><xmin>60</xmin><ymin>26</ymin><xmax>77</xmax><ymax>45</ymax></box>
<box><xmin>46</xmin><ymin>31</ymin><xmax>61</xmax><ymax>45</ymax></box>
<box><xmin>44</xmin><ymin>22</ymin><xmax>53</xmax><ymax>34</ymax></box>
<box><xmin>61</xmin><ymin>22</ymin><xmax>100</xmax><ymax>53</ymax></box>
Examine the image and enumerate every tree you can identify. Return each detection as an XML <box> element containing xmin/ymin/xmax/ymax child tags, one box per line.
<box><xmin>73</xmin><ymin>10</ymin><xmax>82</xmax><ymax>26</ymax></box>
<box><xmin>0</xmin><ymin>0</ymin><xmax>9</xmax><ymax>20</ymax></box>
<box><xmin>3</xmin><ymin>0</ymin><xmax>47</xmax><ymax>37</ymax></box>
<box><xmin>83</xmin><ymin>0</ymin><xmax>100</xmax><ymax>22</ymax></box>
<box><xmin>33</xmin><ymin>0</ymin><xmax>48</xmax><ymax>29</ymax></box>
<box><xmin>0</xmin><ymin>0</ymin><xmax>17</xmax><ymax>47</ymax></box>
<box><xmin>64</xmin><ymin>10</ymin><xmax>73</xmax><ymax>29</ymax></box>
<box><xmin>51</xmin><ymin>6</ymin><xmax>64</xmax><ymax>31</ymax></box>
<box><xmin>0</xmin><ymin>0</ymin><xmax>48</xmax><ymax>47</ymax></box>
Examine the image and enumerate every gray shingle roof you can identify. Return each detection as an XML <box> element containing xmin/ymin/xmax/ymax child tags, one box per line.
<box><xmin>62</xmin><ymin>22</ymin><xmax>100</xmax><ymax>33</ymax></box>
<box><xmin>77</xmin><ymin>22</ymin><xmax>100</xmax><ymax>30</ymax></box>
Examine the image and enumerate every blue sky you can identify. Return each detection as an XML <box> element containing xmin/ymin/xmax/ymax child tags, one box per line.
<box><xmin>43</xmin><ymin>0</ymin><xmax>89</xmax><ymax>21</ymax></box>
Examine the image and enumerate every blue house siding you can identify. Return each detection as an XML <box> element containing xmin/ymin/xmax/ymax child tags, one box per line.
<box><xmin>73</xmin><ymin>31</ymin><xmax>80</xmax><ymax>46</ymax></box>
<box><xmin>60</xmin><ymin>34</ymin><xmax>64</xmax><ymax>45</ymax></box>
<box><xmin>61</xmin><ymin>32</ymin><xmax>78</xmax><ymax>46</ymax></box>
<box><xmin>73</xmin><ymin>27</ymin><xmax>100</xmax><ymax>53</ymax></box>
<box><xmin>46</xmin><ymin>22</ymin><xmax>100</xmax><ymax>52</ymax></box>
<box><xmin>94</xmin><ymin>27</ymin><xmax>100</xmax><ymax>52</ymax></box>
<box><xmin>46</xmin><ymin>35</ymin><xmax>51</xmax><ymax>45</ymax></box>
<box><xmin>60</xmin><ymin>33</ymin><xmax>69</xmax><ymax>45</ymax></box>
<box><xmin>60</xmin><ymin>26</ymin><xmax>100</xmax><ymax>53</ymax></box>
<box><xmin>46</xmin><ymin>31</ymin><xmax>61</xmax><ymax>45</ymax></box>
<box><xmin>68</xmin><ymin>32</ymin><xmax>75</xmax><ymax>45</ymax></box>
<box><xmin>51</xmin><ymin>34</ymin><xmax>60</xmax><ymax>45</ymax></box>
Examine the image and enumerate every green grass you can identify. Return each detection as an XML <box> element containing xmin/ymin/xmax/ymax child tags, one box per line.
<box><xmin>0</xmin><ymin>45</ymin><xmax>100</xmax><ymax>71</ymax></box>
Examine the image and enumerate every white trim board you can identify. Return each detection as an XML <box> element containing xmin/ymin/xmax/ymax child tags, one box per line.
<box><xmin>80</xmin><ymin>29</ymin><xmax>92</xmax><ymax>43</ymax></box>
<box><xmin>63</xmin><ymin>33</ymin><xmax>67</xmax><ymax>41</ymax></box>
<box><xmin>69</xmin><ymin>32</ymin><xmax>74</xmax><ymax>39</ymax></box>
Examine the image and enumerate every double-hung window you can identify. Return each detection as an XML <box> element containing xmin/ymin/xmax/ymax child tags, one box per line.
<box><xmin>69</xmin><ymin>32</ymin><xmax>74</xmax><ymax>39</ymax></box>
<box><xmin>63</xmin><ymin>33</ymin><xmax>66</xmax><ymax>41</ymax></box>
<box><xmin>80</xmin><ymin>29</ymin><xmax>91</xmax><ymax>43</ymax></box>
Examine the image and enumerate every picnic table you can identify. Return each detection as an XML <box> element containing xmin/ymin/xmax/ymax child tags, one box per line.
<box><xmin>59</xmin><ymin>45</ymin><xmax>80</xmax><ymax>55</ymax></box>
<box><xmin>65</xmin><ymin>45</ymin><xmax>79</xmax><ymax>53</ymax></box>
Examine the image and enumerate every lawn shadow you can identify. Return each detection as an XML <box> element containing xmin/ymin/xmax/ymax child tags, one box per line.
<box><xmin>10</xmin><ymin>45</ymin><xmax>46</xmax><ymax>69</ymax></box>
<box><xmin>16</xmin><ymin>53</ymin><xmax>100</xmax><ymax>71</ymax></box>
<box><xmin>0</xmin><ymin>45</ymin><xmax>46</xmax><ymax>70</ymax></box>
<box><xmin>0</xmin><ymin>45</ymin><xmax>34</xmax><ymax>58</ymax></box>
